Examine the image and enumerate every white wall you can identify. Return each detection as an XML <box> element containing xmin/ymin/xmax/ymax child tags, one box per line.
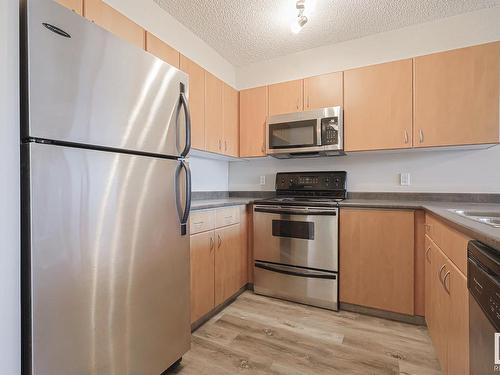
<box><xmin>0</xmin><ymin>0</ymin><xmax>20</xmax><ymax>373</ymax></box>
<box><xmin>104</xmin><ymin>0</ymin><xmax>237</xmax><ymax>88</ymax></box>
<box><xmin>229</xmin><ymin>146</ymin><xmax>500</xmax><ymax>193</ymax></box>
<box><xmin>237</xmin><ymin>6</ymin><xmax>500</xmax><ymax>89</ymax></box>
<box><xmin>189</xmin><ymin>157</ymin><xmax>229</xmax><ymax>192</ymax></box>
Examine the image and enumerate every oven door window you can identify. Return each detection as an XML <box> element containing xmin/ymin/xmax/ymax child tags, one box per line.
<box><xmin>268</xmin><ymin>119</ymin><xmax>318</xmax><ymax>149</ymax></box>
<box><xmin>272</xmin><ymin>220</ymin><xmax>314</xmax><ymax>240</ymax></box>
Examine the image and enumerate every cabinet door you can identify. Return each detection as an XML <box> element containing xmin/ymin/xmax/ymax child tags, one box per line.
<box><xmin>180</xmin><ymin>56</ymin><xmax>205</xmax><ymax>150</ymax></box>
<box><xmin>239</xmin><ymin>86</ymin><xmax>268</xmax><ymax>157</ymax></box>
<box><xmin>223</xmin><ymin>83</ymin><xmax>239</xmax><ymax>157</ymax></box>
<box><xmin>414</xmin><ymin>42</ymin><xmax>500</xmax><ymax>148</ymax></box>
<box><xmin>190</xmin><ymin>231</ymin><xmax>215</xmax><ymax>323</ymax></box>
<box><xmin>85</xmin><ymin>0</ymin><xmax>145</xmax><ymax>49</ymax></box>
<box><xmin>429</xmin><ymin>243</ymin><xmax>450</xmax><ymax>373</ymax></box>
<box><xmin>214</xmin><ymin>224</ymin><xmax>241</xmax><ymax>306</ymax></box>
<box><xmin>205</xmin><ymin>72</ymin><xmax>224</xmax><ymax>153</ymax></box>
<box><xmin>304</xmin><ymin>72</ymin><xmax>343</xmax><ymax>110</ymax></box>
<box><xmin>339</xmin><ymin>209</ymin><xmax>415</xmax><ymax>315</ymax></box>
<box><xmin>268</xmin><ymin>79</ymin><xmax>303</xmax><ymax>116</ymax></box>
<box><xmin>56</xmin><ymin>0</ymin><xmax>83</xmax><ymax>15</ymax></box>
<box><xmin>446</xmin><ymin>263</ymin><xmax>469</xmax><ymax>375</ymax></box>
<box><xmin>145</xmin><ymin>32</ymin><xmax>179</xmax><ymax>68</ymax></box>
<box><xmin>344</xmin><ymin>59</ymin><xmax>413</xmax><ymax>151</ymax></box>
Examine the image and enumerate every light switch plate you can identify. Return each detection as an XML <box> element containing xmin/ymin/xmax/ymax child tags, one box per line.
<box><xmin>400</xmin><ymin>173</ymin><xmax>411</xmax><ymax>186</ymax></box>
<box><xmin>260</xmin><ymin>175</ymin><xmax>266</xmax><ymax>185</ymax></box>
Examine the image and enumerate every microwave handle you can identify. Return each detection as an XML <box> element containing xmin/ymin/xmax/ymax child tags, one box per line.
<box><xmin>317</xmin><ymin>118</ymin><xmax>322</xmax><ymax>146</ymax></box>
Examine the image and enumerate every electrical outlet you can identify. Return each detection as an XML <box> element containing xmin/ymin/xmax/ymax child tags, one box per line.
<box><xmin>260</xmin><ymin>175</ymin><xmax>266</xmax><ymax>185</ymax></box>
<box><xmin>400</xmin><ymin>173</ymin><xmax>411</xmax><ymax>186</ymax></box>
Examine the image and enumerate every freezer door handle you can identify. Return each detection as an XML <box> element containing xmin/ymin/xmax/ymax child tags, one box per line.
<box><xmin>255</xmin><ymin>261</ymin><xmax>337</xmax><ymax>280</ymax></box>
<box><xmin>176</xmin><ymin>160</ymin><xmax>192</xmax><ymax>236</ymax></box>
<box><xmin>179</xmin><ymin>83</ymin><xmax>191</xmax><ymax>158</ymax></box>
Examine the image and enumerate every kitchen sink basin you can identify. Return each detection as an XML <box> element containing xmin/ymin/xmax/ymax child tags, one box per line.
<box><xmin>450</xmin><ymin>210</ymin><xmax>500</xmax><ymax>228</ymax></box>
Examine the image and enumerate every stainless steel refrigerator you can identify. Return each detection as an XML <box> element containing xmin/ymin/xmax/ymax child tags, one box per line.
<box><xmin>21</xmin><ymin>0</ymin><xmax>192</xmax><ymax>373</ymax></box>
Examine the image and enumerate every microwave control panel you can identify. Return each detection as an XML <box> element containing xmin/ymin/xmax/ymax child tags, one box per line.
<box><xmin>321</xmin><ymin>117</ymin><xmax>339</xmax><ymax>145</ymax></box>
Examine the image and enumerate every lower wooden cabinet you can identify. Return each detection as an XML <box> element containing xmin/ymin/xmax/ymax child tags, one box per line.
<box><xmin>190</xmin><ymin>231</ymin><xmax>215</xmax><ymax>323</ymax></box>
<box><xmin>215</xmin><ymin>224</ymin><xmax>241</xmax><ymax>305</ymax></box>
<box><xmin>189</xmin><ymin>206</ymin><xmax>248</xmax><ymax>324</ymax></box>
<box><xmin>425</xmin><ymin>217</ymin><xmax>469</xmax><ymax>375</ymax></box>
<box><xmin>339</xmin><ymin>208</ymin><xmax>415</xmax><ymax>315</ymax></box>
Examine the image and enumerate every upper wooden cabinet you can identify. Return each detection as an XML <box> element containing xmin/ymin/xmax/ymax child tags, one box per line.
<box><xmin>145</xmin><ymin>32</ymin><xmax>179</xmax><ymax>68</ymax></box>
<box><xmin>239</xmin><ymin>86</ymin><xmax>268</xmax><ymax>157</ymax></box>
<box><xmin>414</xmin><ymin>42</ymin><xmax>500</xmax><ymax>148</ymax></box>
<box><xmin>205</xmin><ymin>72</ymin><xmax>224</xmax><ymax>153</ymax></box>
<box><xmin>84</xmin><ymin>0</ymin><xmax>145</xmax><ymax>49</ymax></box>
<box><xmin>223</xmin><ymin>84</ymin><xmax>239</xmax><ymax>157</ymax></box>
<box><xmin>344</xmin><ymin>59</ymin><xmax>413</xmax><ymax>151</ymax></box>
<box><xmin>180</xmin><ymin>56</ymin><xmax>205</xmax><ymax>150</ymax></box>
<box><xmin>268</xmin><ymin>79</ymin><xmax>303</xmax><ymax>116</ymax></box>
<box><xmin>56</xmin><ymin>0</ymin><xmax>83</xmax><ymax>15</ymax></box>
<box><xmin>339</xmin><ymin>208</ymin><xmax>415</xmax><ymax>315</ymax></box>
<box><xmin>304</xmin><ymin>72</ymin><xmax>343</xmax><ymax>110</ymax></box>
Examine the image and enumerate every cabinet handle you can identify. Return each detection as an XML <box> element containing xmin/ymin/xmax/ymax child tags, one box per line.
<box><xmin>218</xmin><ymin>139</ymin><xmax>222</xmax><ymax>150</ymax></box>
<box><xmin>225</xmin><ymin>140</ymin><xmax>228</xmax><ymax>152</ymax></box>
<box><xmin>424</xmin><ymin>224</ymin><xmax>431</xmax><ymax>232</ymax></box>
<box><xmin>419</xmin><ymin>129</ymin><xmax>424</xmax><ymax>143</ymax></box>
<box><xmin>404</xmin><ymin>130</ymin><xmax>409</xmax><ymax>144</ymax></box>
<box><xmin>425</xmin><ymin>247</ymin><xmax>431</xmax><ymax>263</ymax></box>
<box><xmin>443</xmin><ymin>271</ymin><xmax>451</xmax><ymax>294</ymax></box>
<box><xmin>209</xmin><ymin>236</ymin><xmax>214</xmax><ymax>251</ymax></box>
<box><xmin>217</xmin><ymin>234</ymin><xmax>222</xmax><ymax>248</ymax></box>
<box><xmin>307</xmin><ymin>95</ymin><xmax>310</xmax><ymax>109</ymax></box>
<box><xmin>193</xmin><ymin>221</ymin><xmax>204</xmax><ymax>226</ymax></box>
<box><xmin>438</xmin><ymin>264</ymin><xmax>447</xmax><ymax>284</ymax></box>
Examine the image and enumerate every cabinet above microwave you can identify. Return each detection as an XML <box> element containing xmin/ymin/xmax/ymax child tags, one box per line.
<box><xmin>266</xmin><ymin>107</ymin><xmax>344</xmax><ymax>158</ymax></box>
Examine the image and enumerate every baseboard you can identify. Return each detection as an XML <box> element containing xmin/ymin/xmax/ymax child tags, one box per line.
<box><xmin>340</xmin><ymin>302</ymin><xmax>426</xmax><ymax>326</ymax></box>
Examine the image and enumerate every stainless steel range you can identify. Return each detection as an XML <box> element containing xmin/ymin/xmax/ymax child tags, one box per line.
<box><xmin>253</xmin><ymin>171</ymin><xmax>347</xmax><ymax>310</ymax></box>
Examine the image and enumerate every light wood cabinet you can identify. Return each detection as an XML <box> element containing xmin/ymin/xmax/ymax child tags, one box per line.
<box><xmin>268</xmin><ymin>79</ymin><xmax>303</xmax><ymax>116</ymax></box>
<box><xmin>145</xmin><ymin>32</ymin><xmax>179</xmax><ymax>68</ymax></box>
<box><xmin>180</xmin><ymin>55</ymin><xmax>205</xmax><ymax>150</ymax></box>
<box><xmin>425</xmin><ymin>219</ymin><xmax>470</xmax><ymax>375</ymax></box>
<box><xmin>239</xmin><ymin>86</ymin><xmax>268</xmax><ymax>157</ymax></box>
<box><xmin>204</xmin><ymin>72</ymin><xmax>224</xmax><ymax>153</ymax></box>
<box><xmin>190</xmin><ymin>230</ymin><xmax>215</xmax><ymax>323</ymax></box>
<box><xmin>303</xmin><ymin>72</ymin><xmax>343</xmax><ymax>110</ymax></box>
<box><xmin>344</xmin><ymin>59</ymin><xmax>413</xmax><ymax>151</ymax></box>
<box><xmin>56</xmin><ymin>0</ymin><xmax>83</xmax><ymax>15</ymax></box>
<box><xmin>414</xmin><ymin>42</ymin><xmax>500</xmax><ymax>148</ymax></box>
<box><xmin>84</xmin><ymin>0</ymin><xmax>145</xmax><ymax>49</ymax></box>
<box><xmin>214</xmin><ymin>224</ymin><xmax>241</xmax><ymax>306</ymax></box>
<box><xmin>339</xmin><ymin>208</ymin><xmax>415</xmax><ymax>315</ymax></box>
<box><xmin>223</xmin><ymin>83</ymin><xmax>239</xmax><ymax>157</ymax></box>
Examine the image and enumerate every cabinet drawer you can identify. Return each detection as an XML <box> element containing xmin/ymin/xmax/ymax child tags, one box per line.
<box><xmin>190</xmin><ymin>210</ymin><xmax>215</xmax><ymax>234</ymax></box>
<box><xmin>425</xmin><ymin>214</ymin><xmax>470</xmax><ymax>275</ymax></box>
<box><xmin>215</xmin><ymin>206</ymin><xmax>240</xmax><ymax>228</ymax></box>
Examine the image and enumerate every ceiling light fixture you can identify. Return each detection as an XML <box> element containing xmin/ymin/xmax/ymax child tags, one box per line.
<box><xmin>291</xmin><ymin>0</ymin><xmax>309</xmax><ymax>34</ymax></box>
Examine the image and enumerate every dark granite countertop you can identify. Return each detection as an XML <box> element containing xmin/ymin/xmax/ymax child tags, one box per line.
<box><xmin>191</xmin><ymin>194</ymin><xmax>500</xmax><ymax>252</ymax></box>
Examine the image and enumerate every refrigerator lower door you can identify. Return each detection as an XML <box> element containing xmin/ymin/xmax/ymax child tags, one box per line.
<box><xmin>25</xmin><ymin>0</ymin><xmax>189</xmax><ymax>157</ymax></box>
<box><xmin>26</xmin><ymin>143</ymin><xmax>190</xmax><ymax>374</ymax></box>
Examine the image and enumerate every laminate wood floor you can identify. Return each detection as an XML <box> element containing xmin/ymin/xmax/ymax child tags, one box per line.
<box><xmin>172</xmin><ymin>292</ymin><xmax>441</xmax><ymax>375</ymax></box>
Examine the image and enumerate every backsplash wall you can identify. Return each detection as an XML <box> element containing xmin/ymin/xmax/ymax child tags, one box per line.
<box><xmin>189</xmin><ymin>156</ymin><xmax>229</xmax><ymax>191</ymax></box>
<box><xmin>228</xmin><ymin>146</ymin><xmax>500</xmax><ymax>193</ymax></box>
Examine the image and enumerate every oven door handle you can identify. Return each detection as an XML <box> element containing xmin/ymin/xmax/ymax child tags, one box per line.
<box><xmin>254</xmin><ymin>206</ymin><xmax>337</xmax><ymax>216</ymax></box>
<box><xmin>255</xmin><ymin>261</ymin><xmax>337</xmax><ymax>280</ymax></box>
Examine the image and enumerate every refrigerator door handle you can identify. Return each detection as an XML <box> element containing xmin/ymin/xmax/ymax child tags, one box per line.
<box><xmin>179</xmin><ymin>83</ymin><xmax>191</xmax><ymax>158</ymax></box>
<box><xmin>176</xmin><ymin>160</ymin><xmax>192</xmax><ymax>236</ymax></box>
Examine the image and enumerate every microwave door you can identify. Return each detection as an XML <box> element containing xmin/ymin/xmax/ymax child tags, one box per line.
<box><xmin>267</xmin><ymin>119</ymin><xmax>321</xmax><ymax>154</ymax></box>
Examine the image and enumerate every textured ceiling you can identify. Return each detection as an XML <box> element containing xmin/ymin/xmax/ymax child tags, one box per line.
<box><xmin>154</xmin><ymin>0</ymin><xmax>500</xmax><ymax>66</ymax></box>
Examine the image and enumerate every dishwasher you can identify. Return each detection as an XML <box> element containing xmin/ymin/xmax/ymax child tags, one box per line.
<box><xmin>468</xmin><ymin>240</ymin><xmax>500</xmax><ymax>374</ymax></box>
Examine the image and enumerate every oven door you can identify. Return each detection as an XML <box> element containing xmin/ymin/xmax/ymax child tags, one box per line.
<box><xmin>253</xmin><ymin>205</ymin><xmax>338</xmax><ymax>272</ymax></box>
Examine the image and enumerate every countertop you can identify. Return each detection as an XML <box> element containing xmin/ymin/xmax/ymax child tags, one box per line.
<box><xmin>191</xmin><ymin>196</ymin><xmax>500</xmax><ymax>252</ymax></box>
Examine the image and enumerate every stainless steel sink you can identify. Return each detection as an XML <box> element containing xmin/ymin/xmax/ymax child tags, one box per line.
<box><xmin>450</xmin><ymin>209</ymin><xmax>500</xmax><ymax>228</ymax></box>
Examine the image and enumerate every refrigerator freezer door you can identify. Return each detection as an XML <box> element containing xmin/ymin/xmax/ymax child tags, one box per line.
<box><xmin>25</xmin><ymin>0</ymin><xmax>189</xmax><ymax>157</ymax></box>
<box><xmin>26</xmin><ymin>143</ymin><xmax>190</xmax><ymax>374</ymax></box>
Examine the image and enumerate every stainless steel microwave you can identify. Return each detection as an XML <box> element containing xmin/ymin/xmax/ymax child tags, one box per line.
<box><xmin>266</xmin><ymin>107</ymin><xmax>343</xmax><ymax>158</ymax></box>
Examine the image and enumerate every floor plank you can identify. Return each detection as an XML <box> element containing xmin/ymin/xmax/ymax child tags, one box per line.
<box><xmin>173</xmin><ymin>291</ymin><xmax>441</xmax><ymax>375</ymax></box>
